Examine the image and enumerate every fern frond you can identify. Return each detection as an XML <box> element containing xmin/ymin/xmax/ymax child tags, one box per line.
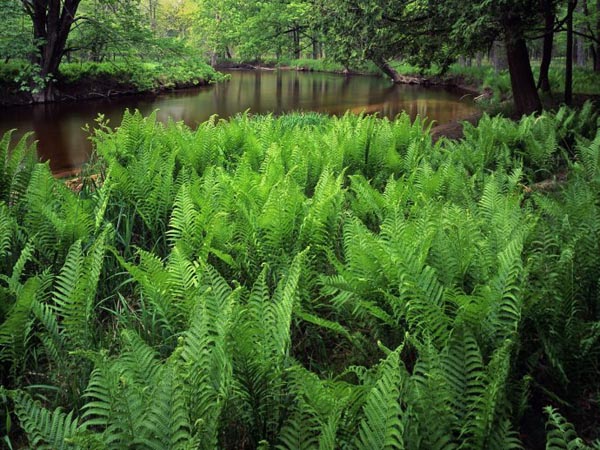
<box><xmin>356</xmin><ymin>348</ymin><xmax>405</xmax><ymax>450</ymax></box>
<box><xmin>11</xmin><ymin>391</ymin><xmax>83</xmax><ymax>450</ymax></box>
<box><xmin>544</xmin><ymin>407</ymin><xmax>589</xmax><ymax>450</ymax></box>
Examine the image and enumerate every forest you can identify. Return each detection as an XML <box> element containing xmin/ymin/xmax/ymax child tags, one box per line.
<box><xmin>1</xmin><ymin>0</ymin><xmax>600</xmax><ymax>449</ymax></box>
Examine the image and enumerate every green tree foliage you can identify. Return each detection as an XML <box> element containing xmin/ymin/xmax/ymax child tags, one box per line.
<box><xmin>191</xmin><ymin>0</ymin><xmax>318</xmax><ymax>63</ymax></box>
<box><xmin>0</xmin><ymin>0</ymin><xmax>35</xmax><ymax>62</ymax></box>
<box><xmin>68</xmin><ymin>0</ymin><xmax>154</xmax><ymax>62</ymax></box>
<box><xmin>312</xmin><ymin>0</ymin><xmax>544</xmax><ymax>114</ymax></box>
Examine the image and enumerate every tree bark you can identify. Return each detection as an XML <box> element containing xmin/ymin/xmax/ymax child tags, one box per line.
<box><xmin>596</xmin><ymin>0</ymin><xmax>600</xmax><ymax>71</ymax></box>
<box><xmin>371</xmin><ymin>56</ymin><xmax>425</xmax><ymax>84</ymax></box>
<box><xmin>476</xmin><ymin>52</ymin><xmax>483</xmax><ymax>67</ymax></box>
<box><xmin>537</xmin><ymin>0</ymin><xmax>554</xmax><ymax>92</ymax></box>
<box><xmin>25</xmin><ymin>0</ymin><xmax>81</xmax><ymax>102</ymax></box>
<box><xmin>576</xmin><ymin>0</ymin><xmax>587</xmax><ymax>66</ymax></box>
<box><xmin>374</xmin><ymin>57</ymin><xmax>401</xmax><ymax>82</ymax></box>
<box><xmin>565</xmin><ymin>0</ymin><xmax>576</xmax><ymax>105</ymax></box>
<box><xmin>505</xmin><ymin>36</ymin><xmax>542</xmax><ymax>115</ymax></box>
<box><xmin>292</xmin><ymin>26</ymin><xmax>301</xmax><ymax>59</ymax></box>
<box><xmin>491</xmin><ymin>40</ymin><xmax>508</xmax><ymax>72</ymax></box>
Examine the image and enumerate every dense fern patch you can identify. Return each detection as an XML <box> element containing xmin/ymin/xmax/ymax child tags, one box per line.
<box><xmin>1</xmin><ymin>107</ymin><xmax>600</xmax><ymax>449</ymax></box>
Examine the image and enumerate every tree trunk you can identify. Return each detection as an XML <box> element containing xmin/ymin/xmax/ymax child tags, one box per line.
<box><xmin>491</xmin><ymin>40</ymin><xmax>508</xmax><ymax>72</ymax></box>
<box><xmin>596</xmin><ymin>0</ymin><xmax>600</xmax><ymax>71</ymax></box>
<box><xmin>26</xmin><ymin>0</ymin><xmax>81</xmax><ymax>102</ymax></box>
<box><xmin>537</xmin><ymin>0</ymin><xmax>554</xmax><ymax>92</ymax></box>
<box><xmin>371</xmin><ymin>56</ymin><xmax>425</xmax><ymax>84</ymax></box>
<box><xmin>565</xmin><ymin>0</ymin><xmax>575</xmax><ymax>105</ymax></box>
<box><xmin>576</xmin><ymin>38</ymin><xmax>586</xmax><ymax>67</ymax></box>
<box><xmin>505</xmin><ymin>36</ymin><xmax>542</xmax><ymax>115</ymax></box>
<box><xmin>374</xmin><ymin>57</ymin><xmax>401</xmax><ymax>82</ymax></box>
<box><xmin>292</xmin><ymin>27</ymin><xmax>301</xmax><ymax>59</ymax></box>
<box><xmin>576</xmin><ymin>0</ymin><xmax>587</xmax><ymax>66</ymax></box>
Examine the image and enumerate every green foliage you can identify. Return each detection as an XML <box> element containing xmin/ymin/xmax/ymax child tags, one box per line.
<box><xmin>0</xmin><ymin>0</ymin><xmax>36</xmax><ymax>62</ymax></box>
<box><xmin>56</xmin><ymin>58</ymin><xmax>223</xmax><ymax>91</ymax></box>
<box><xmin>11</xmin><ymin>390</ymin><xmax>83</xmax><ymax>450</ymax></box>
<box><xmin>2</xmin><ymin>105</ymin><xmax>600</xmax><ymax>448</ymax></box>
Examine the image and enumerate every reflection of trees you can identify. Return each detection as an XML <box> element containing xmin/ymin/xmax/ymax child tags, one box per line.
<box><xmin>312</xmin><ymin>79</ymin><xmax>319</xmax><ymax>102</ymax></box>
<box><xmin>213</xmin><ymin>76</ymin><xmax>231</xmax><ymax>115</ymax></box>
<box><xmin>340</xmin><ymin>76</ymin><xmax>351</xmax><ymax>97</ymax></box>
<box><xmin>254</xmin><ymin>71</ymin><xmax>262</xmax><ymax>111</ymax></box>
<box><xmin>291</xmin><ymin>73</ymin><xmax>300</xmax><ymax>109</ymax></box>
<box><xmin>276</xmin><ymin>71</ymin><xmax>283</xmax><ymax>112</ymax></box>
<box><xmin>32</xmin><ymin>104</ymin><xmax>72</xmax><ymax>172</ymax></box>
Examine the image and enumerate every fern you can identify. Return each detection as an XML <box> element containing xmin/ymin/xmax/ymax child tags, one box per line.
<box><xmin>544</xmin><ymin>407</ymin><xmax>590</xmax><ymax>450</ymax></box>
<box><xmin>11</xmin><ymin>391</ymin><xmax>84</xmax><ymax>450</ymax></box>
<box><xmin>51</xmin><ymin>227</ymin><xmax>110</xmax><ymax>349</ymax></box>
<box><xmin>356</xmin><ymin>348</ymin><xmax>405</xmax><ymax>450</ymax></box>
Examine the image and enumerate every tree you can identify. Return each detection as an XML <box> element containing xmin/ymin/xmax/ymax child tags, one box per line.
<box><xmin>538</xmin><ymin>0</ymin><xmax>557</xmax><ymax>92</ymax></box>
<box><xmin>68</xmin><ymin>0</ymin><xmax>154</xmax><ymax>63</ymax></box>
<box><xmin>566</xmin><ymin>0</ymin><xmax>576</xmax><ymax>105</ymax></box>
<box><xmin>313</xmin><ymin>0</ymin><xmax>543</xmax><ymax>115</ymax></box>
<box><xmin>0</xmin><ymin>0</ymin><xmax>35</xmax><ymax>63</ymax></box>
<box><xmin>314</xmin><ymin>0</ymin><xmax>457</xmax><ymax>81</ymax></box>
<box><xmin>579</xmin><ymin>0</ymin><xmax>600</xmax><ymax>71</ymax></box>
<box><xmin>21</xmin><ymin>0</ymin><xmax>82</xmax><ymax>101</ymax></box>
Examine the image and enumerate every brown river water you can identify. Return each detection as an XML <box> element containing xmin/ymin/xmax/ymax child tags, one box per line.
<box><xmin>0</xmin><ymin>70</ymin><xmax>479</xmax><ymax>174</ymax></box>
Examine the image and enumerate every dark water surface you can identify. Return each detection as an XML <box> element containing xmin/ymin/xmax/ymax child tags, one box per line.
<box><xmin>0</xmin><ymin>70</ymin><xmax>478</xmax><ymax>174</ymax></box>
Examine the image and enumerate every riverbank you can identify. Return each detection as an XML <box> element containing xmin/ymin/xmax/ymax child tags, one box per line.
<box><xmin>217</xmin><ymin>59</ymin><xmax>486</xmax><ymax>100</ymax></box>
<box><xmin>0</xmin><ymin>59</ymin><xmax>226</xmax><ymax>107</ymax></box>
<box><xmin>220</xmin><ymin>58</ymin><xmax>600</xmax><ymax>104</ymax></box>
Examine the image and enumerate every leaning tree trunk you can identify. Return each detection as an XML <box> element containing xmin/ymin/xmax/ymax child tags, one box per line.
<box><xmin>538</xmin><ymin>0</ymin><xmax>555</xmax><ymax>93</ymax></box>
<box><xmin>371</xmin><ymin>57</ymin><xmax>401</xmax><ymax>82</ymax></box>
<box><xmin>27</xmin><ymin>0</ymin><xmax>81</xmax><ymax>102</ymax></box>
<box><xmin>371</xmin><ymin>56</ymin><xmax>426</xmax><ymax>84</ymax></box>
<box><xmin>505</xmin><ymin>35</ymin><xmax>542</xmax><ymax>115</ymax></box>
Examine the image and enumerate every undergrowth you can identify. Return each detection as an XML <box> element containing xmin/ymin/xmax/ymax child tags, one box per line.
<box><xmin>58</xmin><ymin>57</ymin><xmax>225</xmax><ymax>90</ymax></box>
<box><xmin>0</xmin><ymin>57</ymin><xmax>225</xmax><ymax>96</ymax></box>
<box><xmin>1</xmin><ymin>105</ymin><xmax>600</xmax><ymax>449</ymax></box>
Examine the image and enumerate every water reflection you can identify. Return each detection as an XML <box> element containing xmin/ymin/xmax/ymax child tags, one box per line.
<box><xmin>0</xmin><ymin>70</ymin><xmax>478</xmax><ymax>173</ymax></box>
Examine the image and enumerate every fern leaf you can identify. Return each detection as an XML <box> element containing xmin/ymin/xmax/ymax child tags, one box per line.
<box><xmin>12</xmin><ymin>391</ymin><xmax>83</xmax><ymax>450</ymax></box>
<box><xmin>357</xmin><ymin>349</ymin><xmax>405</xmax><ymax>450</ymax></box>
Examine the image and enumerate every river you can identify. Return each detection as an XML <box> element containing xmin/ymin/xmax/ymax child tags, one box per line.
<box><xmin>0</xmin><ymin>70</ymin><xmax>479</xmax><ymax>174</ymax></box>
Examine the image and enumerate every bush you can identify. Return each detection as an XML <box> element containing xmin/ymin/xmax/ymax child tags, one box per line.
<box><xmin>57</xmin><ymin>57</ymin><xmax>224</xmax><ymax>91</ymax></box>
